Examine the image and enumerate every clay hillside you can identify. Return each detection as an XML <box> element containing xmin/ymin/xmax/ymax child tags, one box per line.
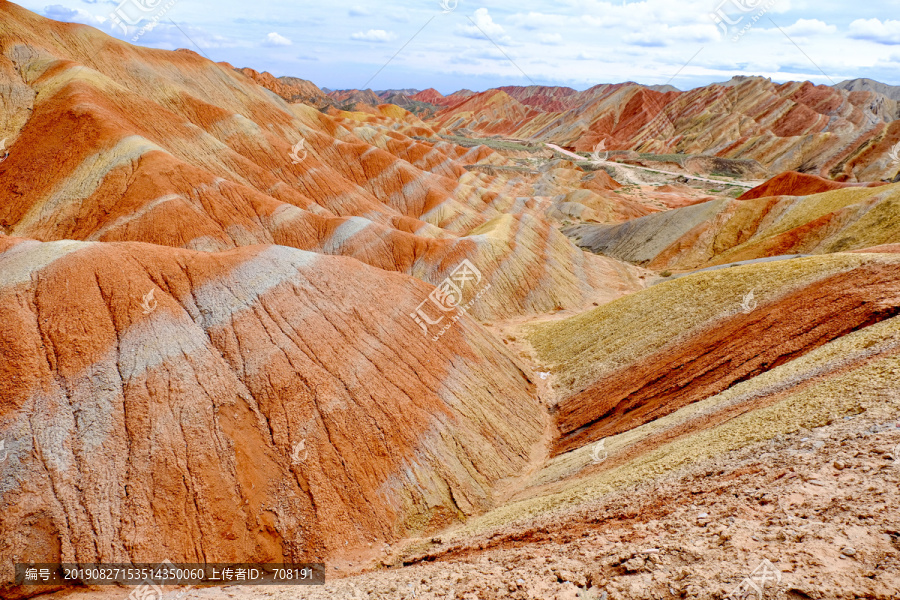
<box><xmin>315</xmin><ymin>79</ymin><xmax>900</xmax><ymax>183</ymax></box>
<box><xmin>1</xmin><ymin>3</ymin><xmax>900</xmax><ymax>600</ymax></box>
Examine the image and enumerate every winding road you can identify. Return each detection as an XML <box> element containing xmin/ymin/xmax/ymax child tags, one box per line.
<box><xmin>545</xmin><ymin>143</ymin><xmax>758</xmax><ymax>189</ymax></box>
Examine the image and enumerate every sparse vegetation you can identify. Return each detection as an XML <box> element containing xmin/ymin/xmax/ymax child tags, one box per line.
<box><xmin>463</xmin><ymin>164</ymin><xmax>535</xmax><ymax>174</ymax></box>
<box><xmin>437</xmin><ymin>135</ymin><xmax>544</xmax><ymax>152</ymax></box>
<box><xmin>400</xmin><ymin>100</ymin><xmax>440</xmax><ymax>119</ymax></box>
<box><xmin>638</xmin><ymin>152</ymin><xmax>694</xmax><ymax>163</ymax></box>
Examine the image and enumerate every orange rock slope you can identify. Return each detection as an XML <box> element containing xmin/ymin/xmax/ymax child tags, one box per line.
<box><xmin>236</xmin><ymin>68</ymin><xmax>330</xmax><ymax>109</ymax></box>
<box><xmin>0</xmin><ymin>235</ymin><xmax>543</xmax><ymax>585</ymax></box>
<box><xmin>0</xmin><ymin>3</ymin><xmax>651</xmax><ymax>593</ymax></box>
<box><xmin>0</xmin><ymin>2</ymin><xmax>647</xmax><ymax>323</ymax></box>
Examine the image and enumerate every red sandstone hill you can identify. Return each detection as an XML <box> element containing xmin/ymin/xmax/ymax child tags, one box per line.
<box><xmin>411</xmin><ymin>88</ymin><xmax>450</xmax><ymax>105</ymax></box>
<box><xmin>235</xmin><ymin>68</ymin><xmax>329</xmax><ymax>108</ymax></box>
<box><xmin>0</xmin><ymin>233</ymin><xmax>545</xmax><ymax>571</ymax></box>
<box><xmin>244</xmin><ymin>76</ymin><xmax>900</xmax><ymax>183</ymax></box>
<box><xmin>0</xmin><ymin>4</ymin><xmax>649</xmax><ymax>593</ymax></box>
<box><xmin>738</xmin><ymin>171</ymin><xmax>886</xmax><ymax>200</ymax></box>
<box><xmin>326</xmin><ymin>88</ymin><xmax>383</xmax><ymax>110</ymax></box>
<box><xmin>4</xmin><ymin>4</ymin><xmax>900</xmax><ymax>599</ymax></box>
<box><xmin>565</xmin><ymin>179</ymin><xmax>900</xmax><ymax>272</ymax></box>
<box><xmin>496</xmin><ymin>85</ymin><xmax>581</xmax><ymax>112</ymax></box>
<box><xmin>548</xmin><ymin>258</ymin><xmax>900</xmax><ymax>455</ymax></box>
<box><xmin>427</xmin><ymin>78</ymin><xmax>900</xmax><ymax>182</ymax></box>
<box><xmin>432</xmin><ymin>90</ymin><xmax>545</xmax><ymax>135</ymax></box>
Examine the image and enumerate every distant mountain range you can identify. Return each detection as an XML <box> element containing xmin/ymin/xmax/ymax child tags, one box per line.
<box><xmin>835</xmin><ymin>78</ymin><xmax>900</xmax><ymax>102</ymax></box>
<box><xmin>248</xmin><ymin>73</ymin><xmax>900</xmax><ymax>182</ymax></box>
<box><xmin>317</xmin><ymin>78</ymin><xmax>900</xmax><ymax>109</ymax></box>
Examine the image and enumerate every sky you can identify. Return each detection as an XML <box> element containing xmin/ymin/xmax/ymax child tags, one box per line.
<box><xmin>17</xmin><ymin>0</ymin><xmax>900</xmax><ymax>93</ymax></box>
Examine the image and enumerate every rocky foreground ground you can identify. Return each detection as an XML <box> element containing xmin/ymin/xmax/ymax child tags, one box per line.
<box><xmin>41</xmin><ymin>407</ymin><xmax>900</xmax><ymax>600</ymax></box>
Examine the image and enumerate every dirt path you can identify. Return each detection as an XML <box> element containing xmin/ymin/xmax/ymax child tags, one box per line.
<box><xmin>545</xmin><ymin>144</ymin><xmax>758</xmax><ymax>189</ymax></box>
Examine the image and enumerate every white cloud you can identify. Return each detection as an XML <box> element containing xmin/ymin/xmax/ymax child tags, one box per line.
<box><xmin>537</xmin><ymin>33</ymin><xmax>562</xmax><ymax>45</ymax></box>
<box><xmin>263</xmin><ymin>32</ymin><xmax>292</xmax><ymax>46</ymax></box>
<box><xmin>624</xmin><ymin>24</ymin><xmax>718</xmax><ymax>47</ymax></box>
<box><xmin>509</xmin><ymin>11</ymin><xmax>579</xmax><ymax>31</ymax></box>
<box><xmin>28</xmin><ymin>0</ymin><xmax>900</xmax><ymax>93</ymax></box>
<box><xmin>768</xmin><ymin>0</ymin><xmax>793</xmax><ymax>14</ymax></box>
<box><xmin>449</xmin><ymin>55</ymin><xmax>481</xmax><ymax>65</ymax></box>
<box><xmin>457</xmin><ymin>8</ymin><xmax>512</xmax><ymax>45</ymax></box>
<box><xmin>449</xmin><ymin>47</ymin><xmax>515</xmax><ymax>65</ymax></box>
<box><xmin>385</xmin><ymin>11</ymin><xmax>411</xmax><ymax>23</ymax></box>
<box><xmin>848</xmin><ymin>18</ymin><xmax>900</xmax><ymax>45</ymax></box>
<box><xmin>135</xmin><ymin>24</ymin><xmax>239</xmax><ymax>50</ymax></box>
<box><xmin>42</xmin><ymin>5</ymin><xmax>105</xmax><ymax>27</ymax></box>
<box><xmin>351</xmin><ymin>29</ymin><xmax>397</xmax><ymax>42</ymax></box>
<box><xmin>781</xmin><ymin>19</ymin><xmax>836</xmax><ymax>37</ymax></box>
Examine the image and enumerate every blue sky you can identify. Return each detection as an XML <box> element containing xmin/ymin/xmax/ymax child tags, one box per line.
<box><xmin>19</xmin><ymin>0</ymin><xmax>900</xmax><ymax>93</ymax></box>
